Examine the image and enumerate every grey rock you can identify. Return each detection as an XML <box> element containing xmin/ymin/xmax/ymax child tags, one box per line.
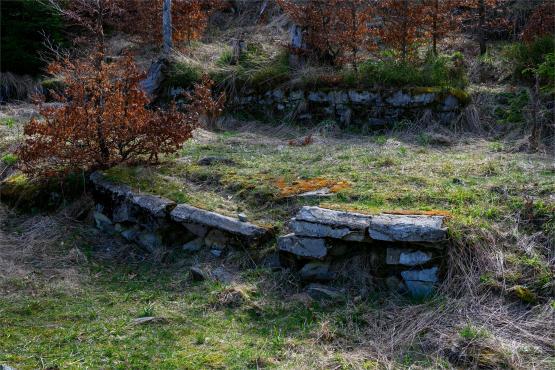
<box><xmin>121</xmin><ymin>228</ymin><xmax>139</xmax><ymax>242</ymax></box>
<box><xmin>289</xmin><ymin>90</ymin><xmax>304</xmax><ymax>100</ymax></box>
<box><xmin>299</xmin><ymin>262</ymin><xmax>335</xmax><ymax>281</ymax></box>
<box><xmin>441</xmin><ymin>95</ymin><xmax>459</xmax><ymax>111</ymax></box>
<box><xmin>306</xmin><ymin>283</ymin><xmax>345</xmax><ymax>301</ymax></box>
<box><xmin>307</xmin><ymin>91</ymin><xmax>328</xmax><ymax>102</ymax></box>
<box><xmin>277</xmin><ymin>234</ymin><xmax>327</xmax><ymax>260</ymax></box>
<box><xmin>197</xmin><ymin>156</ymin><xmax>236</xmax><ymax>166</ymax></box>
<box><xmin>237</xmin><ymin>213</ymin><xmax>248</xmax><ymax>222</ymax></box>
<box><xmin>211</xmin><ymin>266</ymin><xmax>234</xmax><ymax>283</ymax></box>
<box><xmin>1</xmin><ymin>365</ymin><xmax>16</xmax><ymax>370</ymax></box>
<box><xmin>131</xmin><ymin>194</ymin><xmax>176</xmax><ymax>218</ymax></box>
<box><xmin>90</xmin><ymin>172</ymin><xmax>133</xmax><ymax>198</ymax></box>
<box><xmin>183</xmin><ymin>223</ymin><xmax>209</xmax><ymax>238</ymax></box>
<box><xmin>386</xmin><ymin>248</ymin><xmax>432</xmax><ymax>266</ymax></box>
<box><xmin>262</xmin><ymin>252</ymin><xmax>282</xmax><ymax>270</ymax></box>
<box><xmin>204</xmin><ymin>229</ymin><xmax>229</xmax><ymax>250</ymax></box>
<box><xmin>386</xmin><ymin>91</ymin><xmax>412</xmax><ymax>107</ymax></box>
<box><xmin>171</xmin><ymin>204</ymin><xmax>270</xmax><ymax>241</ymax></box>
<box><xmin>112</xmin><ymin>202</ymin><xmax>134</xmax><ymax>223</ymax></box>
<box><xmin>368</xmin><ymin>214</ymin><xmax>446</xmax><ymax>243</ymax></box>
<box><xmin>367</xmin><ymin>118</ymin><xmax>387</xmax><ymax>126</ymax></box>
<box><xmin>93</xmin><ymin>211</ymin><xmax>115</xmax><ymax>234</ymax></box>
<box><xmin>294</xmin><ymin>188</ymin><xmax>333</xmax><ymax>198</ymax></box>
<box><xmin>412</xmin><ymin>93</ymin><xmax>436</xmax><ymax>105</ymax></box>
<box><xmin>330</xmin><ymin>91</ymin><xmax>348</xmax><ymax>104</ymax></box>
<box><xmin>136</xmin><ymin>232</ymin><xmax>162</xmax><ymax>252</ymax></box>
<box><xmin>190</xmin><ymin>266</ymin><xmax>207</xmax><ymax>281</ymax></box>
<box><xmin>291</xmin><ymin>206</ymin><xmax>371</xmax><ymax>241</ymax></box>
<box><xmin>273</xmin><ymin>89</ymin><xmax>284</xmax><ymax>100</ymax></box>
<box><xmin>182</xmin><ymin>237</ymin><xmax>204</xmax><ymax>253</ymax></box>
<box><xmin>348</xmin><ymin>90</ymin><xmax>370</xmax><ymax>103</ymax></box>
<box><xmin>210</xmin><ymin>249</ymin><xmax>222</xmax><ymax>257</ymax></box>
<box><xmin>401</xmin><ymin>267</ymin><xmax>438</xmax><ymax>296</ymax></box>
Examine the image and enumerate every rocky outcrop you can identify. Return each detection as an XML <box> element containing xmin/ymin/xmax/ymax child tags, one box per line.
<box><xmin>279</xmin><ymin>206</ymin><xmax>447</xmax><ymax>297</ymax></box>
<box><xmin>90</xmin><ymin>172</ymin><xmax>272</xmax><ymax>255</ymax></box>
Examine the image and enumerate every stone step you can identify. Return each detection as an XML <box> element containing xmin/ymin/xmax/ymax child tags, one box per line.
<box><xmin>170</xmin><ymin>204</ymin><xmax>270</xmax><ymax>241</ymax></box>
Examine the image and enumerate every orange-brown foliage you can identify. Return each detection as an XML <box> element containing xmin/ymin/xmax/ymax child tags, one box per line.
<box><xmin>123</xmin><ymin>0</ymin><xmax>226</xmax><ymax>45</ymax></box>
<box><xmin>185</xmin><ymin>75</ymin><xmax>226</xmax><ymax>131</ymax></box>
<box><xmin>378</xmin><ymin>0</ymin><xmax>427</xmax><ymax>61</ymax></box>
<box><xmin>422</xmin><ymin>0</ymin><xmax>461</xmax><ymax>54</ymax></box>
<box><xmin>17</xmin><ymin>53</ymin><xmax>195</xmax><ymax>177</ymax></box>
<box><xmin>278</xmin><ymin>0</ymin><xmax>375</xmax><ymax>66</ymax></box>
<box><xmin>521</xmin><ymin>1</ymin><xmax>555</xmax><ymax>42</ymax></box>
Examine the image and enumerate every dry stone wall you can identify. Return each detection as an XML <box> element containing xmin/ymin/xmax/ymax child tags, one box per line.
<box><xmin>90</xmin><ymin>173</ymin><xmax>448</xmax><ymax>297</ymax></box>
<box><xmin>233</xmin><ymin>88</ymin><xmax>465</xmax><ymax>127</ymax></box>
<box><xmin>278</xmin><ymin>206</ymin><xmax>448</xmax><ymax>297</ymax></box>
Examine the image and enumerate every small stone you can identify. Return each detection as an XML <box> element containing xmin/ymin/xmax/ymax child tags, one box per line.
<box><xmin>183</xmin><ymin>223</ymin><xmax>209</xmax><ymax>238</ymax></box>
<box><xmin>306</xmin><ymin>283</ymin><xmax>345</xmax><ymax>301</ymax></box>
<box><xmin>278</xmin><ymin>234</ymin><xmax>328</xmax><ymax>260</ymax></box>
<box><xmin>299</xmin><ymin>262</ymin><xmax>336</xmax><ymax>281</ymax></box>
<box><xmin>112</xmin><ymin>202</ymin><xmax>133</xmax><ymax>223</ymax></box>
<box><xmin>386</xmin><ymin>248</ymin><xmax>432</xmax><ymax>266</ymax></box>
<box><xmin>190</xmin><ymin>266</ymin><xmax>207</xmax><ymax>281</ymax></box>
<box><xmin>401</xmin><ymin>267</ymin><xmax>439</xmax><ymax>297</ymax></box>
<box><xmin>237</xmin><ymin>213</ymin><xmax>248</xmax><ymax>222</ymax></box>
<box><xmin>211</xmin><ymin>267</ymin><xmax>234</xmax><ymax>283</ymax></box>
<box><xmin>182</xmin><ymin>237</ymin><xmax>204</xmax><ymax>253</ymax></box>
<box><xmin>385</xmin><ymin>276</ymin><xmax>406</xmax><ymax>292</ymax></box>
<box><xmin>205</xmin><ymin>229</ymin><xmax>229</xmax><ymax>250</ymax></box>
<box><xmin>262</xmin><ymin>252</ymin><xmax>282</xmax><ymax>270</ymax></box>
<box><xmin>428</xmin><ymin>133</ymin><xmax>453</xmax><ymax>146</ymax></box>
<box><xmin>210</xmin><ymin>249</ymin><xmax>222</xmax><ymax>257</ymax></box>
<box><xmin>131</xmin><ymin>316</ymin><xmax>167</xmax><ymax>325</ymax></box>
<box><xmin>93</xmin><ymin>211</ymin><xmax>115</xmax><ymax>234</ymax></box>
<box><xmin>136</xmin><ymin>232</ymin><xmax>162</xmax><ymax>252</ymax></box>
<box><xmin>121</xmin><ymin>228</ymin><xmax>139</xmax><ymax>242</ymax></box>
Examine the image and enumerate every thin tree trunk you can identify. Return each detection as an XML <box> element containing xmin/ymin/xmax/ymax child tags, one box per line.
<box><xmin>432</xmin><ymin>0</ymin><xmax>438</xmax><ymax>55</ymax></box>
<box><xmin>163</xmin><ymin>0</ymin><xmax>172</xmax><ymax>56</ymax></box>
<box><xmin>478</xmin><ymin>0</ymin><xmax>486</xmax><ymax>55</ymax></box>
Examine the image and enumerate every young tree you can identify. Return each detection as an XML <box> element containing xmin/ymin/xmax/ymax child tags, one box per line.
<box><xmin>422</xmin><ymin>0</ymin><xmax>460</xmax><ymax>55</ymax></box>
<box><xmin>378</xmin><ymin>0</ymin><xmax>426</xmax><ymax>62</ymax></box>
<box><xmin>123</xmin><ymin>0</ymin><xmax>225</xmax><ymax>46</ymax></box>
<box><xmin>17</xmin><ymin>53</ymin><xmax>195</xmax><ymax>177</ymax></box>
<box><xmin>186</xmin><ymin>75</ymin><xmax>226</xmax><ymax>131</ymax></box>
<box><xmin>278</xmin><ymin>0</ymin><xmax>374</xmax><ymax>67</ymax></box>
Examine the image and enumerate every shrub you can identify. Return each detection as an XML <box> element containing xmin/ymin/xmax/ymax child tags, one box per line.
<box><xmin>2</xmin><ymin>153</ymin><xmax>18</xmax><ymax>166</ymax></box>
<box><xmin>185</xmin><ymin>75</ymin><xmax>226</xmax><ymax>131</ymax></box>
<box><xmin>505</xmin><ymin>36</ymin><xmax>555</xmax><ymax>82</ymax></box>
<box><xmin>166</xmin><ymin>61</ymin><xmax>202</xmax><ymax>88</ymax></box>
<box><xmin>17</xmin><ymin>52</ymin><xmax>196</xmax><ymax>178</ymax></box>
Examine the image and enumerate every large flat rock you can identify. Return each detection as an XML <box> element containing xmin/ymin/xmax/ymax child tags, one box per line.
<box><xmin>289</xmin><ymin>207</ymin><xmax>446</xmax><ymax>243</ymax></box>
<box><xmin>368</xmin><ymin>214</ymin><xmax>446</xmax><ymax>242</ymax></box>
<box><xmin>90</xmin><ymin>172</ymin><xmax>133</xmax><ymax>198</ymax></box>
<box><xmin>131</xmin><ymin>195</ymin><xmax>176</xmax><ymax>218</ymax></box>
<box><xmin>278</xmin><ymin>233</ymin><xmax>328</xmax><ymax>259</ymax></box>
<box><xmin>170</xmin><ymin>204</ymin><xmax>269</xmax><ymax>240</ymax></box>
<box><xmin>290</xmin><ymin>206</ymin><xmax>370</xmax><ymax>241</ymax></box>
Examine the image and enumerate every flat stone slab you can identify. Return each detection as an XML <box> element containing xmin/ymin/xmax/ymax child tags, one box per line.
<box><xmin>386</xmin><ymin>248</ymin><xmax>432</xmax><ymax>266</ymax></box>
<box><xmin>90</xmin><ymin>172</ymin><xmax>133</xmax><ymax>198</ymax></box>
<box><xmin>290</xmin><ymin>206</ymin><xmax>371</xmax><ymax>241</ymax></box>
<box><xmin>170</xmin><ymin>204</ymin><xmax>269</xmax><ymax>240</ymax></box>
<box><xmin>368</xmin><ymin>214</ymin><xmax>446</xmax><ymax>242</ymax></box>
<box><xmin>401</xmin><ymin>267</ymin><xmax>439</xmax><ymax>297</ymax></box>
<box><xmin>278</xmin><ymin>234</ymin><xmax>328</xmax><ymax>259</ymax></box>
<box><xmin>131</xmin><ymin>195</ymin><xmax>176</xmax><ymax>218</ymax></box>
<box><xmin>290</xmin><ymin>207</ymin><xmax>446</xmax><ymax>243</ymax></box>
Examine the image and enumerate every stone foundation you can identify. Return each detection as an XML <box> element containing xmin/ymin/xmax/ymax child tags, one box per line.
<box><xmin>278</xmin><ymin>206</ymin><xmax>447</xmax><ymax>297</ymax></box>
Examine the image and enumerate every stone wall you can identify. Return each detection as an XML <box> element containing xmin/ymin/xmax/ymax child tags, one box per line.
<box><xmin>89</xmin><ymin>172</ymin><xmax>272</xmax><ymax>256</ymax></box>
<box><xmin>278</xmin><ymin>206</ymin><xmax>447</xmax><ymax>297</ymax></box>
<box><xmin>233</xmin><ymin>88</ymin><xmax>466</xmax><ymax>127</ymax></box>
<box><xmin>90</xmin><ymin>173</ymin><xmax>448</xmax><ymax>298</ymax></box>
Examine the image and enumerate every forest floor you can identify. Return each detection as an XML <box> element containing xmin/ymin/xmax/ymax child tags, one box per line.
<box><xmin>1</xmin><ymin>105</ymin><xmax>554</xmax><ymax>369</ymax></box>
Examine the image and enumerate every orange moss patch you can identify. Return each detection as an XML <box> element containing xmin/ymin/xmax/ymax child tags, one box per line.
<box><xmin>276</xmin><ymin>177</ymin><xmax>351</xmax><ymax>197</ymax></box>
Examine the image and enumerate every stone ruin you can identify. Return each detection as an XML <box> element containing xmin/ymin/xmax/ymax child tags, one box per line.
<box><xmin>278</xmin><ymin>206</ymin><xmax>447</xmax><ymax>297</ymax></box>
<box><xmin>90</xmin><ymin>172</ymin><xmax>448</xmax><ymax>298</ymax></box>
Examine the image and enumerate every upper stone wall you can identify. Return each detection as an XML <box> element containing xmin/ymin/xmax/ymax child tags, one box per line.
<box><xmin>232</xmin><ymin>87</ymin><xmax>467</xmax><ymax>128</ymax></box>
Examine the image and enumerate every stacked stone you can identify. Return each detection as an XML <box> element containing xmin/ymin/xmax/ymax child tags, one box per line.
<box><xmin>278</xmin><ymin>206</ymin><xmax>447</xmax><ymax>296</ymax></box>
<box><xmin>90</xmin><ymin>172</ymin><xmax>271</xmax><ymax>255</ymax></box>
